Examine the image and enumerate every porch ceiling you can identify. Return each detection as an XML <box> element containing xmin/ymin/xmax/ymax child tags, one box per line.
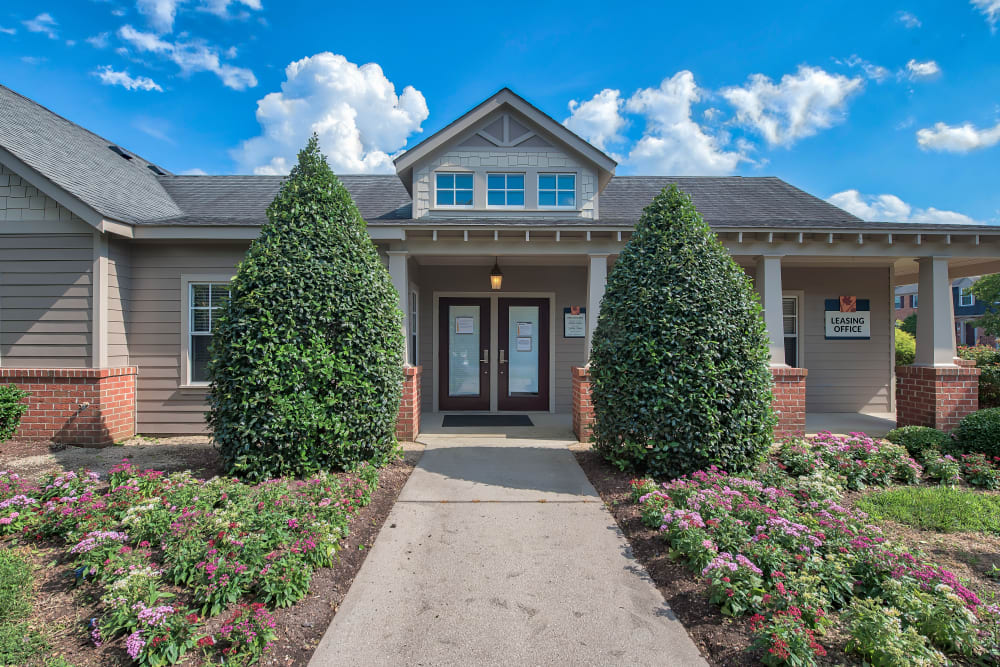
<box><xmin>413</xmin><ymin>254</ymin><xmax>594</xmax><ymax>266</ymax></box>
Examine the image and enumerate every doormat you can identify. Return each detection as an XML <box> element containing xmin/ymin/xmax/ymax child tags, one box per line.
<box><xmin>441</xmin><ymin>414</ymin><xmax>534</xmax><ymax>427</ymax></box>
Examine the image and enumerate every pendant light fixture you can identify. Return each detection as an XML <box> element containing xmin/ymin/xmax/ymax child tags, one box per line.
<box><xmin>489</xmin><ymin>257</ymin><xmax>503</xmax><ymax>290</ymax></box>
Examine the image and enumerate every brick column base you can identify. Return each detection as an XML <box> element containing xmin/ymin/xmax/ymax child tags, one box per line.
<box><xmin>395</xmin><ymin>365</ymin><xmax>422</xmax><ymax>442</ymax></box>
<box><xmin>571</xmin><ymin>366</ymin><xmax>593</xmax><ymax>442</ymax></box>
<box><xmin>0</xmin><ymin>367</ymin><xmax>137</xmax><ymax>445</ymax></box>
<box><xmin>896</xmin><ymin>360</ymin><xmax>979</xmax><ymax>432</ymax></box>
<box><xmin>772</xmin><ymin>366</ymin><xmax>808</xmax><ymax>440</ymax></box>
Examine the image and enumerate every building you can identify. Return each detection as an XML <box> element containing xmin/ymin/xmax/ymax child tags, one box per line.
<box><xmin>1</xmin><ymin>85</ymin><xmax>996</xmax><ymax>444</ymax></box>
<box><xmin>894</xmin><ymin>277</ymin><xmax>997</xmax><ymax>346</ymax></box>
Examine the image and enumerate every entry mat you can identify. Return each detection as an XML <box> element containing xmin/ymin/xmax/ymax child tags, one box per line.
<box><xmin>441</xmin><ymin>414</ymin><xmax>534</xmax><ymax>427</ymax></box>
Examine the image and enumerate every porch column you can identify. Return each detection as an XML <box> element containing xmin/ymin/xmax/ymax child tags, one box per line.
<box><xmin>386</xmin><ymin>251</ymin><xmax>410</xmax><ymax>365</ymax></box>
<box><xmin>586</xmin><ymin>253</ymin><xmax>609</xmax><ymax>362</ymax></box>
<box><xmin>755</xmin><ymin>255</ymin><xmax>785</xmax><ymax>366</ymax></box>
<box><xmin>897</xmin><ymin>257</ymin><xmax>978</xmax><ymax>432</ymax></box>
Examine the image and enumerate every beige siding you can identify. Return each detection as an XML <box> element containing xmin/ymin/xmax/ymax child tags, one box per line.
<box><xmin>129</xmin><ymin>241</ymin><xmax>248</xmax><ymax>435</ymax></box>
<box><xmin>415</xmin><ymin>265</ymin><xmax>587</xmax><ymax>413</ymax></box>
<box><xmin>783</xmin><ymin>267</ymin><xmax>893</xmax><ymax>413</ymax></box>
<box><xmin>0</xmin><ymin>234</ymin><xmax>93</xmax><ymax>367</ymax></box>
<box><xmin>107</xmin><ymin>238</ymin><xmax>131</xmax><ymax>366</ymax></box>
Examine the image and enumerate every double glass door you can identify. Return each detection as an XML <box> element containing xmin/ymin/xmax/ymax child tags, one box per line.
<box><xmin>439</xmin><ymin>297</ymin><xmax>549</xmax><ymax>411</ymax></box>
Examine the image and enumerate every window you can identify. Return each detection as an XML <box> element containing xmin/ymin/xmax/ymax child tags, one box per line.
<box><xmin>960</xmin><ymin>291</ymin><xmax>975</xmax><ymax>307</ymax></box>
<box><xmin>409</xmin><ymin>290</ymin><xmax>419</xmax><ymax>366</ymax></box>
<box><xmin>911</xmin><ymin>294</ymin><xmax>918</xmax><ymax>308</ymax></box>
<box><xmin>435</xmin><ymin>172</ymin><xmax>473</xmax><ymax>207</ymax></box>
<box><xmin>782</xmin><ymin>296</ymin><xmax>799</xmax><ymax>368</ymax></box>
<box><xmin>187</xmin><ymin>282</ymin><xmax>230</xmax><ymax>384</ymax></box>
<box><xmin>487</xmin><ymin>173</ymin><xmax>525</xmax><ymax>207</ymax></box>
<box><xmin>894</xmin><ymin>295</ymin><xmax>903</xmax><ymax>309</ymax></box>
<box><xmin>538</xmin><ymin>173</ymin><xmax>576</xmax><ymax>208</ymax></box>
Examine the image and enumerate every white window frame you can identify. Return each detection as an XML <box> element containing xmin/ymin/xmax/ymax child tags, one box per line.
<box><xmin>180</xmin><ymin>273</ymin><xmax>234</xmax><ymax>388</ymax></box>
<box><xmin>486</xmin><ymin>172</ymin><xmax>525</xmax><ymax>209</ymax></box>
<box><xmin>911</xmin><ymin>294</ymin><xmax>918</xmax><ymax>308</ymax></box>
<box><xmin>537</xmin><ymin>173</ymin><xmax>577</xmax><ymax>209</ymax></box>
<box><xmin>409</xmin><ymin>286</ymin><xmax>419</xmax><ymax>366</ymax></box>
<box><xmin>960</xmin><ymin>291</ymin><xmax>975</xmax><ymax>307</ymax></box>
<box><xmin>894</xmin><ymin>295</ymin><xmax>904</xmax><ymax>309</ymax></box>
<box><xmin>434</xmin><ymin>171</ymin><xmax>474</xmax><ymax>209</ymax></box>
<box><xmin>782</xmin><ymin>291</ymin><xmax>805</xmax><ymax>368</ymax></box>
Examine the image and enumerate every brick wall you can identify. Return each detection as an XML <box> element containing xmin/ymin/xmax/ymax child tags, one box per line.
<box><xmin>571</xmin><ymin>366</ymin><xmax>593</xmax><ymax>442</ymax></box>
<box><xmin>772</xmin><ymin>367</ymin><xmax>808</xmax><ymax>439</ymax></box>
<box><xmin>1</xmin><ymin>367</ymin><xmax>137</xmax><ymax>445</ymax></box>
<box><xmin>395</xmin><ymin>365</ymin><xmax>422</xmax><ymax>442</ymax></box>
<box><xmin>896</xmin><ymin>361</ymin><xmax>980</xmax><ymax>432</ymax></box>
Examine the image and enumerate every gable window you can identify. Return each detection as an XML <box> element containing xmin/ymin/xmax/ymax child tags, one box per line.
<box><xmin>960</xmin><ymin>292</ymin><xmax>975</xmax><ymax>307</ymax></box>
<box><xmin>436</xmin><ymin>172</ymin><xmax>473</xmax><ymax>207</ymax></box>
<box><xmin>181</xmin><ymin>275</ymin><xmax>233</xmax><ymax>387</ymax></box>
<box><xmin>487</xmin><ymin>173</ymin><xmax>525</xmax><ymax>207</ymax></box>
<box><xmin>894</xmin><ymin>295</ymin><xmax>903</xmax><ymax>309</ymax></box>
<box><xmin>538</xmin><ymin>174</ymin><xmax>576</xmax><ymax>208</ymax></box>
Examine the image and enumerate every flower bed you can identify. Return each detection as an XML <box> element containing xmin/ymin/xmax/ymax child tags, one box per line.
<box><xmin>0</xmin><ymin>461</ymin><xmax>378</xmax><ymax>665</ymax></box>
<box><xmin>631</xmin><ymin>433</ymin><xmax>1000</xmax><ymax>666</ymax></box>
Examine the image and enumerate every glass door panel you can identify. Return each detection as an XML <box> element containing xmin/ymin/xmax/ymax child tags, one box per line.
<box><xmin>498</xmin><ymin>298</ymin><xmax>549</xmax><ymax>411</ymax></box>
<box><xmin>448</xmin><ymin>305</ymin><xmax>481</xmax><ymax>397</ymax></box>
<box><xmin>506</xmin><ymin>306</ymin><xmax>539</xmax><ymax>395</ymax></box>
<box><xmin>438</xmin><ymin>298</ymin><xmax>490</xmax><ymax>410</ymax></box>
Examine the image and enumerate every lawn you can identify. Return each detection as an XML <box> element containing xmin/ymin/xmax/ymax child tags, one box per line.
<box><xmin>857</xmin><ymin>486</ymin><xmax>1000</xmax><ymax>535</ymax></box>
<box><xmin>0</xmin><ymin>440</ymin><xmax>416</xmax><ymax>666</ymax></box>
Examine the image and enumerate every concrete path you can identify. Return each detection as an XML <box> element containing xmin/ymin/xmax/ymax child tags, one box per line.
<box><xmin>310</xmin><ymin>428</ymin><xmax>706</xmax><ymax>666</ymax></box>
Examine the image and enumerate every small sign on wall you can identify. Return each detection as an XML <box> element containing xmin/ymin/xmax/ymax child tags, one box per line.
<box><xmin>825</xmin><ymin>296</ymin><xmax>870</xmax><ymax>340</ymax></box>
<box><xmin>564</xmin><ymin>306</ymin><xmax>586</xmax><ymax>338</ymax></box>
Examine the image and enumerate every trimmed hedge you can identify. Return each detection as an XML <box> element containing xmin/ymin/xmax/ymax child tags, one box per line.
<box><xmin>954</xmin><ymin>408</ymin><xmax>1000</xmax><ymax>458</ymax></box>
<box><xmin>0</xmin><ymin>385</ymin><xmax>28</xmax><ymax>443</ymax></box>
<box><xmin>884</xmin><ymin>425</ymin><xmax>949</xmax><ymax>458</ymax></box>
<box><xmin>894</xmin><ymin>329</ymin><xmax>915</xmax><ymax>366</ymax></box>
<box><xmin>208</xmin><ymin>136</ymin><xmax>404</xmax><ymax>481</ymax></box>
<box><xmin>589</xmin><ymin>184</ymin><xmax>774</xmax><ymax>479</ymax></box>
<box><xmin>957</xmin><ymin>345</ymin><xmax>1000</xmax><ymax>408</ymax></box>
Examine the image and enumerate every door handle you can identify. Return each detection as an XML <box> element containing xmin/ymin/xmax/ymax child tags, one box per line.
<box><xmin>481</xmin><ymin>349</ymin><xmax>489</xmax><ymax>364</ymax></box>
<box><xmin>499</xmin><ymin>350</ymin><xmax>507</xmax><ymax>364</ymax></box>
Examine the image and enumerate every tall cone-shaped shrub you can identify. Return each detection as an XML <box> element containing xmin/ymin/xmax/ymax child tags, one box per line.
<box><xmin>590</xmin><ymin>184</ymin><xmax>774</xmax><ymax>479</ymax></box>
<box><xmin>208</xmin><ymin>136</ymin><xmax>404</xmax><ymax>481</ymax></box>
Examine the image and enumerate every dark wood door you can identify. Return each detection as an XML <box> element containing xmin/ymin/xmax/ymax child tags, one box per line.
<box><xmin>439</xmin><ymin>298</ymin><xmax>491</xmax><ymax>410</ymax></box>
<box><xmin>498</xmin><ymin>298</ymin><xmax>549</xmax><ymax>411</ymax></box>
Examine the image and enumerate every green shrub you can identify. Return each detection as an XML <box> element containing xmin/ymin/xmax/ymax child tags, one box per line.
<box><xmin>589</xmin><ymin>184</ymin><xmax>774</xmax><ymax>479</ymax></box>
<box><xmin>894</xmin><ymin>329</ymin><xmax>915</xmax><ymax>366</ymax></box>
<box><xmin>958</xmin><ymin>345</ymin><xmax>1000</xmax><ymax>408</ymax></box>
<box><xmin>954</xmin><ymin>408</ymin><xmax>1000</xmax><ymax>458</ymax></box>
<box><xmin>0</xmin><ymin>385</ymin><xmax>29</xmax><ymax>443</ymax></box>
<box><xmin>856</xmin><ymin>486</ymin><xmax>1000</xmax><ymax>534</ymax></box>
<box><xmin>900</xmin><ymin>313</ymin><xmax>918</xmax><ymax>336</ymax></box>
<box><xmin>885</xmin><ymin>425</ymin><xmax>950</xmax><ymax>458</ymax></box>
<box><xmin>843</xmin><ymin>598</ymin><xmax>946</xmax><ymax>666</ymax></box>
<box><xmin>208</xmin><ymin>136</ymin><xmax>404</xmax><ymax>481</ymax></box>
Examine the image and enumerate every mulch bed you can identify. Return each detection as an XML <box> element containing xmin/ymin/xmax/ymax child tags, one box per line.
<box><xmin>9</xmin><ymin>446</ymin><xmax>417</xmax><ymax>666</ymax></box>
<box><xmin>574</xmin><ymin>450</ymin><xmax>761</xmax><ymax>666</ymax></box>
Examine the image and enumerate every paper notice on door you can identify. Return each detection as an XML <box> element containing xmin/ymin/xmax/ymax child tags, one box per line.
<box><xmin>516</xmin><ymin>322</ymin><xmax>532</xmax><ymax>337</ymax></box>
<box><xmin>516</xmin><ymin>336</ymin><xmax>532</xmax><ymax>352</ymax></box>
<box><xmin>455</xmin><ymin>316</ymin><xmax>475</xmax><ymax>334</ymax></box>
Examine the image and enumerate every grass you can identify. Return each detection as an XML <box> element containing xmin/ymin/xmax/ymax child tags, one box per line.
<box><xmin>857</xmin><ymin>486</ymin><xmax>1000</xmax><ymax>534</ymax></box>
<box><xmin>0</xmin><ymin>548</ymin><xmax>50</xmax><ymax>665</ymax></box>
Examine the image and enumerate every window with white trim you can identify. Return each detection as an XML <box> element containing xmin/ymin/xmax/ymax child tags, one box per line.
<box><xmin>911</xmin><ymin>294</ymin><xmax>918</xmax><ymax>308</ymax></box>
<box><xmin>435</xmin><ymin>172</ymin><xmax>473</xmax><ymax>207</ymax></box>
<box><xmin>188</xmin><ymin>282</ymin><xmax>230</xmax><ymax>384</ymax></box>
<box><xmin>409</xmin><ymin>290</ymin><xmax>419</xmax><ymax>365</ymax></box>
<box><xmin>538</xmin><ymin>173</ymin><xmax>576</xmax><ymax>208</ymax></box>
<box><xmin>783</xmin><ymin>296</ymin><xmax>799</xmax><ymax>368</ymax></box>
<box><xmin>960</xmin><ymin>291</ymin><xmax>975</xmax><ymax>307</ymax></box>
<box><xmin>894</xmin><ymin>295</ymin><xmax>903</xmax><ymax>309</ymax></box>
<box><xmin>487</xmin><ymin>173</ymin><xmax>525</xmax><ymax>207</ymax></box>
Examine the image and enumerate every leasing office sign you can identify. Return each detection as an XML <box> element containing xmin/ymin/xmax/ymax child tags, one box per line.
<box><xmin>825</xmin><ymin>296</ymin><xmax>870</xmax><ymax>339</ymax></box>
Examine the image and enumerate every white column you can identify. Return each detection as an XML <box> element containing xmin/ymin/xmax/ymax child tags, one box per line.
<box><xmin>585</xmin><ymin>253</ymin><xmax>609</xmax><ymax>363</ymax></box>
<box><xmin>92</xmin><ymin>231</ymin><xmax>109</xmax><ymax>368</ymax></box>
<box><xmin>386</xmin><ymin>251</ymin><xmax>410</xmax><ymax>366</ymax></box>
<box><xmin>756</xmin><ymin>255</ymin><xmax>786</xmax><ymax>366</ymax></box>
<box><xmin>914</xmin><ymin>257</ymin><xmax>957</xmax><ymax>366</ymax></box>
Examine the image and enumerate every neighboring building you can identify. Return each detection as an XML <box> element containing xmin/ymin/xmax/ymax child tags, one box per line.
<box><xmin>1</xmin><ymin>85</ymin><xmax>996</xmax><ymax>443</ymax></box>
<box><xmin>893</xmin><ymin>277</ymin><xmax>997</xmax><ymax>346</ymax></box>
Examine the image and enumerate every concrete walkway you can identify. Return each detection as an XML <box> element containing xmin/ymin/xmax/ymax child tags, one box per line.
<box><xmin>310</xmin><ymin>428</ymin><xmax>706</xmax><ymax>666</ymax></box>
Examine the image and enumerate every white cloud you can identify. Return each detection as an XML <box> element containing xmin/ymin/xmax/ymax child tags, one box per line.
<box><xmin>95</xmin><ymin>65</ymin><xmax>164</xmax><ymax>91</ymax></box>
<box><xmin>972</xmin><ymin>0</ymin><xmax>1000</xmax><ymax>32</ymax></box>
<box><xmin>136</xmin><ymin>0</ymin><xmax>263</xmax><ymax>32</ymax></box>
<box><xmin>623</xmin><ymin>71</ymin><xmax>745</xmax><ymax>175</ymax></box>
<box><xmin>722</xmin><ymin>65</ymin><xmax>864</xmax><ymax>146</ymax></box>
<box><xmin>840</xmin><ymin>55</ymin><xmax>890</xmax><ymax>83</ymax></box>
<box><xmin>198</xmin><ymin>0</ymin><xmax>262</xmax><ymax>20</ymax></box>
<box><xmin>87</xmin><ymin>32</ymin><xmax>110</xmax><ymax>48</ymax></box>
<box><xmin>233</xmin><ymin>52</ymin><xmax>429</xmax><ymax>175</ymax></box>
<box><xmin>916</xmin><ymin>120</ymin><xmax>1000</xmax><ymax>152</ymax></box>
<box><xmin>118</xmin><ymin>25</ymin><xmax>257</xmax><ymax>89</ymax></box>
<box><xmin>0</xmin><ymin>26</ymin><xmax>15</xmax><ymax>35</ymax></box>
<box><xmin>181</xmin><ymin>167</ymin><xmax>208</xmax><ymax>175</ymax></box>
<box><xmin>906</xmin><ymin>59</ymin><xmax>941</xmax><ymax>79</ymax></box>
<box><xmin>564</xmin><ymin>89</ymin><xmax>626</xmax><ymax>152</ymax></box>
<box><xmin>23</xmin><ymin>13</ymin><xmax>57</xmax><ymax>39</ymax></box>
<box><xmin>897</xmin><ymin>10</ymin><xmax>921</xmax><ymax>28</ymax></box>
<box><xmin>828</xmin><ymin>189</ymin><xmax>979</xmax><ymax>224</ymax></box>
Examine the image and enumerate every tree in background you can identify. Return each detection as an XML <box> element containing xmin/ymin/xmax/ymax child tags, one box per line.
<box><xmin>589</xmin><ymin>184</ymin><xmax>774</xmax><ymax>480</ymax></box>
<box><xmin>900</xmin><ymin>313</ymin><xmax>918</xmax><ymax>337</ymax></box>
<box><xmin>208</xmin><ymin>136</ymin><xmax>404</xmax><ymax>481</ymax></box>
<box><xmin>969</xmin><ymin>274</ymin><xmax>1000</xmax><ymax>337</ymax></box>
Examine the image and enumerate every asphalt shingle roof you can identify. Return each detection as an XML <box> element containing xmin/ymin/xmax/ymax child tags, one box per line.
<box><xmin>0</xmin><ymin>84</ymin><xmax>181</xmax><ymax>224</ymax></box>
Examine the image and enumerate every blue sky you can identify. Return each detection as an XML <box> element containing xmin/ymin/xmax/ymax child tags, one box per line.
<box><xmin>2</xmin><ymin>0</ymin><xmax>999</xmax><ymax>223</ymax></box>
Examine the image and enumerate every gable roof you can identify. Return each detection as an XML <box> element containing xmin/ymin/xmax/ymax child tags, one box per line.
<box><xmin>393</xmin><ymin>88</ymin><xmax>618</xmax><ymax>195</ymax></box>
<box><xmin>0</xmin><ymin>84</ymin><xmax>181</xmax><ymax>226</ymax></box>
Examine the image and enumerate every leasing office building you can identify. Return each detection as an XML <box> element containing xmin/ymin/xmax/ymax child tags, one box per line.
<box><xmin>0</xmin><ymin>85</ymin><xmax>994</xmax><ymax>443</ymax></box>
